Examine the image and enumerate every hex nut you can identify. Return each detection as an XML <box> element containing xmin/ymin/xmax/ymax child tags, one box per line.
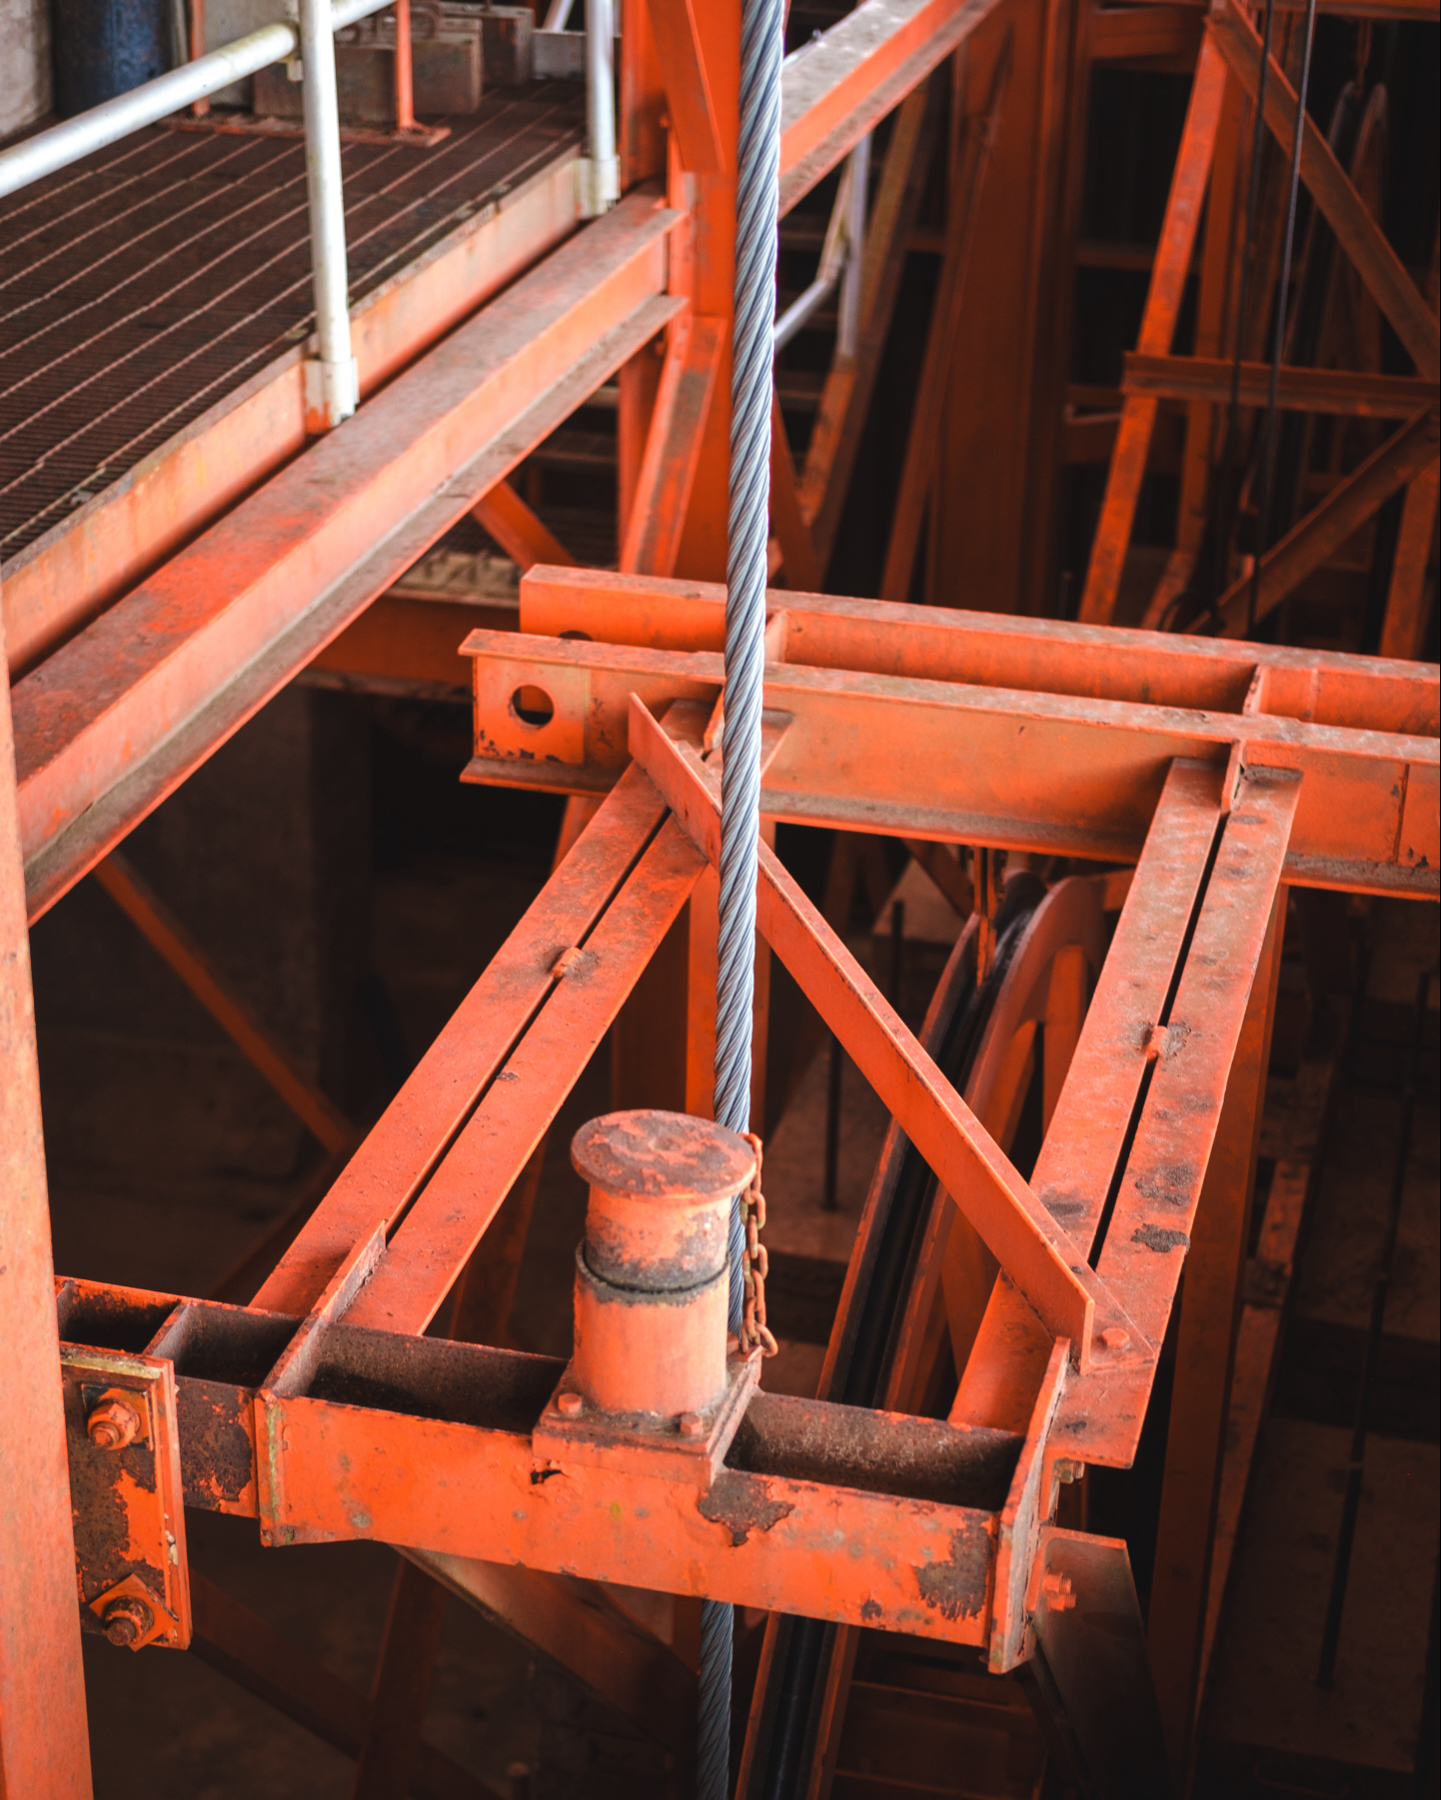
<box><xmin>1100</xmin><ymin>1327</ymin><xmax>1131</xmax><ymax>1351</ymax></box>
<box><xmin>102</xmin><ymin>1596</ymin><xmax>154</xmax><ymax>1648</ymax></box>
<box><xmin>87</xmin><ymin>1396</ymin><xmax>142</xmax><ymax>1451</ymax></box>
<box><xmin>555</xmin><ymin>1391</ymin><xmax>584</xmax><ymax>1418</ymax></box>
<box><xmin>1040</xmin><ymin>1572</ymin><xmax>1076</xmax><ymax>1612</ymax></box>
<box><xmin>676</xmin><ymin>1411</ymin><xmax>705</xmax><ymax>1438</ymax></box>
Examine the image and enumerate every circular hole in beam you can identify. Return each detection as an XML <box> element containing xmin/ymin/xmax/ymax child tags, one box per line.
<box><xmin>510</xmin><ymin>685</ymin><xmax>555</xmax><ymax>728</ymax></box>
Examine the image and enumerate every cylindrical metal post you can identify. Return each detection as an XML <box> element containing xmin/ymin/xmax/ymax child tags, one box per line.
<box><xmin>392</xmin><ymin>0</ymin><xmax>415</xmax><ymax>133</ymax></box>
<box><xmin>300</xmin><ymin>0</ymin><xmax>359</xmax><ymax>428</ymax></box>
<box><xmin>837</xmin><ymin>134</ymin><xmax>869</xmax><ymax>358</ymax></box>
<box><xmin>189</xmin><ymin>0</ymin><xmax>210</xmax><ymax>118</ymax></box>
<box><xmin>568</xmin><ymin>1112</ymin><xmax>756</xmax><ymax>1419</ymax></box>
<box><xmin>582</xmin><ymin>0</ymin><xmax>618</xmax><ymax>216</ymax></box>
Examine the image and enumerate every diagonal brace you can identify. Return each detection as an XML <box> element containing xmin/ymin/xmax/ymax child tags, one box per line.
<box><xmin>628</xmin><ymin>694</ymin><xmax>1144</xmax><ymax>1370</ymax></box>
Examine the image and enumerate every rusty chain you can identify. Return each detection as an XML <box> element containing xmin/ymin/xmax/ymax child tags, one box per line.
<box><xmin>738</xmin><ymin>1132</ymin><xmax>779</xmax><ymax>1358</ymax></box>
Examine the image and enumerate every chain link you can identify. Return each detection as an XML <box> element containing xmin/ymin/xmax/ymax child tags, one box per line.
<box><xmin>738</xmin><ymin>1132</ymin><xmax>779</xmax><ymax>1358</ymax></box>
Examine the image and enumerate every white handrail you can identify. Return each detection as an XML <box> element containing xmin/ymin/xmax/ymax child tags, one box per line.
<box><xmin>0</xmin><ymin>0</ymin><xmax>391</xmax><ymax>201</ymax></box>
<box><xmin>0</xmin><ymin>0</ymin><xmax>395</xmax><ymax>429</ymax></box>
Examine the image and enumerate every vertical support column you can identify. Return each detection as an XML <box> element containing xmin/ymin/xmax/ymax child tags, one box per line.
<box><xmin>392</xmin><ymin>0</ymin><xmax>415</xmax><ymax>133</ymax></box>
<box><xmin>1146</xmin><ymin>894</ymin><xmax>1284</xmax><ymax>1781</ymax></box>
<box><xmin>1173</xmin><ymin>66</ymin><xmax>1245</xmax><ymax>563</ymax></box>
<box><xmin>1077</xmin><ymin>32</ymin><xmax>1228</xmax><ymax>624</ymax></box>
<box><xmin>0</xmin><ymin>642</ymin><xmax>93</xmax><ymax>1799</ymax></box>
<box><xmin>300</xmin><ymin>0</ymin><xmax>359</xmax><ymax>431</ymax></box>
<box><xmin>668</xmin><ymin>0</ymin><xmax>740</xmax><ymax>582</ymax></box>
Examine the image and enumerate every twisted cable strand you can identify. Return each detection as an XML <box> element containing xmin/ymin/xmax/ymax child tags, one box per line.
<box><xmin>700</xmin><ymin>4</ymin><xmax>784</xmax><ymax>1797</ymax></box>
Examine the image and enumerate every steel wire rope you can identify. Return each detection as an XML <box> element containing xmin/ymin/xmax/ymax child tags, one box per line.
<box><xmin>1248</xmin><ymin>0</ymin><xmax>1319</xmax><ymax>635</ymax></box>
<box><xmin>700</xmin><ymin>0</ymin><xmax>785</xmax><ymax>1794</ymax></box>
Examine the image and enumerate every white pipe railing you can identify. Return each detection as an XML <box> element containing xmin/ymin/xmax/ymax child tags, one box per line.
<box><xmin>0</xmin><ymin>0</ymin><xmax>394</xmax><ymax>427</ymax></box>
<box><xmin>298</xmin><ymin>0</ymin><xmax>358</xmax><ymax>425</ymax></box>
<box><xmin>0</xmin><ymin>23</ymin><xmax>299</xmax><ymax>196</ymax></box>
<box><xmin>837</xmin><ymin>134</ymin><xmax>869</xmax><ymax>359</ymax></box>
<box><xmin>581</xmin><ymin>0</ymin><xmax>619</xmax><ymax>218</ymax></box>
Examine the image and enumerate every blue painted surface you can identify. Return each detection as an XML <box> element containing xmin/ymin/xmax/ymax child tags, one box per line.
<box><xmin>53</xmin><ymin>0</ymin><xmax>171</xmax><ymax>116</ymax></box>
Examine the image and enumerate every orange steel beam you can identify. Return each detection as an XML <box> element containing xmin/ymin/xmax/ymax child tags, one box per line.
<box><xmin>767</xmin><ymin>392</ymin><xmax>823</xmax><ymax>591</ymax></box>
<box><xmin>1147</xmin><ymin>900</ymin><xmax>1282</xmax><ymax>1778</ymax></box>
<box><xmin>954</xmin><ymin>759</ymin><xmax>1225</xmax><ymax>1435</ymax></box>
<box><xmin>471</xmin><ymin>480</ymin><xmax>577</xmax><ymax>571</ymax></box>
<box><xmin>92</xmin><ymin>849</ymin><xmax>356</xmax><ymax>1157</ymax></box>
<box><xmin>458</xmin><ymin>623</ymin><xmax>1437</xmax><ymax>898</ymax></box>
<box><xmin>1</xmin><ymin>150</ymin><xmax>588</xmax><ymax>682</ymax></box>
<box><xmin>1381</xmin><ymin>462</ymin><xmax>1441</xmax><ymax>659</ymax></box>
<box><xmin>799</xmin><ymin>78</ymin><xmax>941</xmax><ymax>570</ymax></box>
<box><xmin>619</xmin><ymin>315</ymin><xmax>727</xmax><ymax>576</ymax></box>
<box><xmin>1212</xmin><ymin>0</ymin><xmax>1440</xmax><ymax>380</ymax></box>
<box><xmin>1124</xmin><ymin>353</ymin><xmax>1440</xmax><ymax>418</ymax></box>
<box><xmin>778</xmin><ymin>0</ymin><xmax>1007</xmax><ymax>213</ymax></box>
<box><xmin>0</xmin><ymin>658</ymin><xmax>92</xmax><ymax>1796</ymax></box>
<box><xmin>1078</xmin><ymin>31</ymin><xmax>1229</xmax><ymax>625</ymax></box>
<box><xmin>341</xmin><ymin>811</ymin><xmax>706</xmax><ymax>1335</ymax></box>
<box><xmin>13</xmin><ymin>191</ymin><xmax>684</xmax><ymax>925</ymax></box>
<box><xmin>880</xmin><ymin>34</ymin><xmax>1011</xmax><ymax>603</ymax></box>
<box><xmin>252</xmin><ymin>754</ymin><xmax>681</xmax><ymax>1316</ymax></box>
<box><xmin>56</xmin><ymin>1273</ymin><xmax>1041</xmax><ymax>1650</ymax></box>
<box><xmin>1052</xmin><ymin>766</ymin><xmax>1301</xmax><ymax>1468</ymax></box>
<box><xmin>1203</xmin><ymin>407</ymin><xmax>1439</xmax><ymax>636</ymax></box>
<box><xmin>514</xmin><ymin>567</ymin><xmax>1437</xmax><ymax>737</ymax></box>
<box><xmin>645</xmin><ymin>0</ymin><xmax>726</xmax><ymax>173</ymax></box>
<box><xmin>626</xmin><ymin>696</ymin><xmax>1139</xmax><ymax>1369</ymax></box>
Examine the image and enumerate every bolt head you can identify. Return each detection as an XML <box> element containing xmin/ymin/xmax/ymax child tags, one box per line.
<box><xmin>102</xmin><ymin>1597</ymin><xmax>153</xmax><ymax>1648</ymax></box>
<box><xmin>87</xmin><ymin>1397</ymin><xmax>141</xmax><ymax>1450</ymax></box>
<box><xmin>676</xmin><ymin>1412</ymin><xmax>705</xmax><ymax>1438</ymax></box>
<box><xmin>555</xmin><ymin>1391</ymin><xmax>584</xmax><ymax>1418</ymax></box>
<box><xmin>1100</xmin><ymin>1327</ymin><xmax>1130</xmax><ymax>1351</ymax></box>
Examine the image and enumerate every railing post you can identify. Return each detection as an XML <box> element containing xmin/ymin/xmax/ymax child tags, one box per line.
<box><xmin>298</xmin><ymin>0</ymin><xmax>359</xmax><ymax>429</ymax></box>
<box><xmin>582</xmin><ymin>0</ymin><xmax>619</xmax><ymax>217</ymax></box>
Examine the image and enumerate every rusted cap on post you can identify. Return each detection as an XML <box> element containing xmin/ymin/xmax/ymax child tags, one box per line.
<box><xmin>573</xmin><ymin>1110</ymin><xmax>756</xmax><ymax>1292</ymax></box>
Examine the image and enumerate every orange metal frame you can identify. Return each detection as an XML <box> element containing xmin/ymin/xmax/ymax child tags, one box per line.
<box><xmin>4</xmin><ymin>1</ymin><xmax>1439</xmax><ymax>1792</ymax></box>
<box><xmin>46</xmin><ymin>567</ymin><xmax>1437</xmax><ymax>1703</ymax></box>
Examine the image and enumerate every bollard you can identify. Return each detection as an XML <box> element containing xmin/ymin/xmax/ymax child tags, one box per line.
<box><xmin>568</xmin><ymin>1110</ymin><xmax>755</xmax><ymax>1421</ymax></box>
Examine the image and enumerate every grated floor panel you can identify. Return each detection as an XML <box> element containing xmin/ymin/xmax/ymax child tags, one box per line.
<box><xmin>0</xmin><ymin>83</ymin><xmax>585</xmax><ymax>563</ymax></box>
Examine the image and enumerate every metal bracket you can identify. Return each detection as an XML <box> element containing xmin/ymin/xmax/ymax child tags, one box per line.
<box><xmin>532</xmin><ymin>1351</ymin><xmax>761</xmax><ymax>1489</ymax></box>
<box><xmin>61</xmin><ymin>1345</ymin><xmax>191</xmax><ymax>1650</ymax></box>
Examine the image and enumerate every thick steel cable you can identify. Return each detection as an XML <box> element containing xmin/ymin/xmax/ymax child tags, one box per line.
<box><xmin>699</xmin><ymin>2</ymin><xmax>785</xmax><ymax>1795</ymax></box>
<box><xmin>1247</xmin><ymin>0</ymin><xmax>1318</xmax><ymax>635</ymax></box>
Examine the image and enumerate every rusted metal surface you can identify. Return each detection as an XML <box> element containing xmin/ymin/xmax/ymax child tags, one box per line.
<box><xmin>542</xmin><ymin>1109</ymin><xmax>757</xmax><ymax>1478</ymax></box>
<box><xmin>57</xmin><ymin>1337</ymin><xmax>192</xmax><ymax>1652</ymax></box>
<box><xmin>0</xmin><ymin>655</ymin><xmax>91</xmax><ymax>1796</ymax></box>
<box><xmin>13</xmin><ymin>190</ymin><xmax>683</xmax><ymax>922</ymax></box>
<box><xmin>54</xmin><ymin>1276</ymin><xmax>1014</xmax><ymax>1647</ymax></box>
<box><xmin>459</xmin><ymin>574</ymin><xmax>1437</xmax><ymax>896</ymax></box>
<box><xmin>778</xmin><ymin>0</ymin><xmax>1006</xmax><ymax>213</ymax></box>
<box><xmin>1028</xmin><ymin>1527</ymin><xmax>1172</xmax><ymax>1797</ymax></box>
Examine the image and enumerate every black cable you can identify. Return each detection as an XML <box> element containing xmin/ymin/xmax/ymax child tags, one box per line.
<box><xmin>1209</xmin><ymin>0</ymin><xmax>1279</xmax><ymax>628</ymax></box>
<box><xmin>1248</xmin><ymin>0</ymin><xmax>1320</xmax><ymax>637</ymax></box>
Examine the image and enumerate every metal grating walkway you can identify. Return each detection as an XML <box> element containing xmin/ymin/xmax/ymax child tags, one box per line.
<box><xmin>0</xmin><ymin>83</ymin><xmax>585</xmax><ymax>563</ymax></box>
